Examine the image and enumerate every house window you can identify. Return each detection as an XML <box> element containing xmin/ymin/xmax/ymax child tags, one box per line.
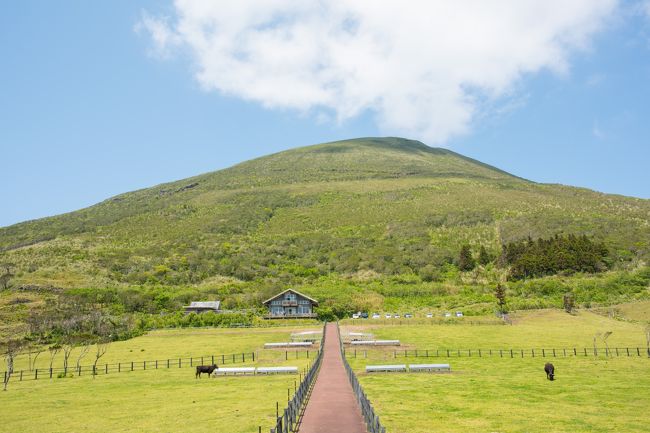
<box><xmin>285</xmin><ymin>292</ymin><xmax>296</xmax><ymax>301</ymax></box>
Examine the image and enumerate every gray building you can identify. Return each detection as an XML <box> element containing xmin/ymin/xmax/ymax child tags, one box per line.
<box><xmin>183</xmin><ymin>300</ymin><xmax>221</xmax><ymax>314</ymax></box>
<box><xmin>263</xmin><ymin>289</ymin><xmax>318</xmax><ymax>318</ymax></box>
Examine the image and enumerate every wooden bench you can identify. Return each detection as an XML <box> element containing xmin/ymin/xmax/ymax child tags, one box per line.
<box><xmin>264</xmin><ymin>342</ymin><xmax>313</xmax><ymax>348</ymax></box>
<box><xmin>365</xmin><ymin>364</ymin><xmax>407</xmax><ymax>373</ymax></box>
<box><xmin>351</xmin><ymin>340</ymin><xmax>400</xmax><ymax>346</ymax></box>
<box><xmin>256</xmin><ymin>366</ymin><xmax>299</xmax><ymax>375</ymax></box>
<box><xmin>409</xmin><ymin>363</ymin><xmax>451</xmax><ymax>372</ymax></box>
<box><xmin>213</xmin><ymin>367</ymin><xmax>256</xmax><ymax>376</ymax></box>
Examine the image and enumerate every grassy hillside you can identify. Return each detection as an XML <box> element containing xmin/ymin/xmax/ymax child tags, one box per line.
<box><xmin>0</xmin><ymin>137</ymin><xmax>648</xmax><ymax>317</ymax></box>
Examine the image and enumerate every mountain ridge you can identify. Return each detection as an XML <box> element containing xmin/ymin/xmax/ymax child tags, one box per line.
<box><xmin>0</xmin><ymin>137</ymin><xmax>648</xmax><ymax>293</ymax></box>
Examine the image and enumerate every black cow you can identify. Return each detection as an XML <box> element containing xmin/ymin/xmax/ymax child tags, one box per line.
<box><xmin>544</xmin><ymin>362</ymin><xmax>555</xmax><ymax>381</ymax></box>
<box><xmin>195</xmin><ymin>364</ymin><xmax>219</xmax><ymax>378</ymax></box>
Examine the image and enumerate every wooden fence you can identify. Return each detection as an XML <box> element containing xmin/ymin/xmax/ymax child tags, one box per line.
<box><xmin>343</xmin><ymin>347</ymin><xmax>650</xmax><ymax>359</ymax></box>
<box><xmin>340</xmin><ymin>318</ymin><xmax>506</xmax><ymax>327</ymax></box>
<box><xmin>339</xmin><ymin>323</ymin><xmax>386</xmax><ymax>433</ymax></box>
<box><xmin>3</xmin><ymin>350</ymin><xmax>319</xmax><ymax>383</ymax></box>
<box><xmin>268</xmin><ymin>324</ymin><xmax>326</xmax><ymax>433</ymax></box>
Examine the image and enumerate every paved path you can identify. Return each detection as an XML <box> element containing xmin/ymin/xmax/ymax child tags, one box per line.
<box><xmin>298</xmin><ymin>322</ymin><xmax>367</xmax><ymax>433</ymax></box>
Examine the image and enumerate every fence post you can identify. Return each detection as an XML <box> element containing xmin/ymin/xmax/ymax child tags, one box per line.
<box><xmin>50</xmin><ymin>368</ymin><xmax>53</xmax><ymax>378</ymax></box>
<box><xmin>119</xmin><ymin>363</ymin><xmax>121</xmax><ymax>372</ymax></box>
<box><xmin>222</xmin><ymin>354</ymin><xmax>225</xmax><ymax>364</ymax></box>
<box><xmin>131</xmin><ymin>362</ymin><xmax>134</xmax><ymax>371</ymax></box>
<box><xmin>156</xmin><ymin>360</ymin><xmax>158</xmax><ymax>369</ymax></box>
<box><xmin>106</xmin><ymin>364</ymin><xmax>108</xmax><ymax>374</ymax></box>
<box><xmin>542</xmin><ymin>349</ymin><xmax>545</xmax><ymax>357</ymax></box>
<box><xmin>35</xmin><ymin>369</ymin><xmax>38</xmax><ymax>380</ymax></box>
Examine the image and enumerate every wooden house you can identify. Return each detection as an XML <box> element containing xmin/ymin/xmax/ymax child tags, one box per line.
<box><xmin>263</xmin><ymin>289</ymin><xmax>318</xmax><ymax>319</ymax></box>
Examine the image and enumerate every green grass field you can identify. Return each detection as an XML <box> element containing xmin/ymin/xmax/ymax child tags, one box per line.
<box><xmin>10</xmin><ymin>325</ymin><xmax>322</xmax><ymax>372</ymax></box>
<box><xmin>343</xmin><ymin>309</ymin><xmax>648</xmax><ymax>349</ymax></box>
<box><xmin>1</xmin><ymin>326</ymin><xmax>321</xmax><ymax>433</ymax></box>
<box><xmin>342</xmin><ymin>310</ymin><xmax>650</xmax><ymax>433</ymax></box>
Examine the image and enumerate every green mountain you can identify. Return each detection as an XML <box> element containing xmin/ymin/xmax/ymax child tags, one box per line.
<box><xmin>1</xmin><ymin>137</ymin><xmax>649</xmax><ymax>315</ymax></box>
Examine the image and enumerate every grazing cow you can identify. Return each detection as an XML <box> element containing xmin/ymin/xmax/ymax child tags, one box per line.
<box><xmin>195</xmin><ymin>364</ymin><xmax>218</xmax><ymax>379</ymax></box>
<box><xmin>544</xmin><ymin>362</ymin><xmax>555</xmax><ymax>381</ymax></box>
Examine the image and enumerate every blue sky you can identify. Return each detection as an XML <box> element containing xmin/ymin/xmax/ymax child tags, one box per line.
<box><xmin>1</xmin><ymin>1</ymin><xmax>649</xmax><ymax>228</ymax></box>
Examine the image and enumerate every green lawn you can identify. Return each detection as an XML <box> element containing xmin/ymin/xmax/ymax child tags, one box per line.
<box><xmin>342</xmin><ymin>310</ymin><xmax>650</xmax><ymax>433</ymax></box>
<box><xmin>342</xmin><ymin>309</ymin><xmax>648</xmax><ymax>349</ymax></box>
<box><xmin>11</xmin><ymin>325</ymin><xmax>322</xmax><ymax>372</ymax></box>
<box><xmin>1</xmin><ymin>326</ymin><xmax>321</xmax><ymax>433</ymax></box>
<box><xmin>1</xmin><ymin>368</ymin><xmax>300</xmax><ymax>433</ymax></box>
<box><xmin>349</xmin><ymin>357</ymin><xmax>650</xmax><ymax>433</ymax></box>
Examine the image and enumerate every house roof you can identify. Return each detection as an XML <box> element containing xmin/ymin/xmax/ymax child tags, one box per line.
<box><xmin>263</xmin><ymin>289</ymin><xmax>318</xmax><ymax>306</ymax></box>
<box><xmin>184</xmin><ymin>301</ymin><xmax>221</xmax><ymax>310</ymax></box>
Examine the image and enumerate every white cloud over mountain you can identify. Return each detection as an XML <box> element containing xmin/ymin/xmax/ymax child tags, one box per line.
<box><xmin>140</xmin><ymin>0</ymin><xmax>618</xmax><ymax>144</ymax></box>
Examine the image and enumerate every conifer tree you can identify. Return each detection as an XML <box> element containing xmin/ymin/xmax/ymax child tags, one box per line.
<box><xmin>458</xmin><ymin>244</ymin><xmax>475</xmax><ymax>271</ymax></box>
<box><xmin>495</xmin><ymin>283</ymin><xmax>507</xmax><ymax>314</ymax></box>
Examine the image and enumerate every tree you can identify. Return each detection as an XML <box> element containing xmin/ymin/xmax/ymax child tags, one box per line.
<box><xmin>458</xmin><ymin>245</ymin><xmax>475</xmax><ymax>271</ymax></box>
<box><xmin>61</xmin><ymin>343</ymin><xmax>73</xmax><ymax>374</ymax></box>
<box><xmin>74</xmin><ymin>338</ymin><xmax>92</xmax><ymax>373</ymax></box>
<box><xmin>593</xmin><ymin>331</ymin><xmax>613</xmax><ymax>356</ymax></box>
<box><xmin>563</xmin><ymin>293</ymin><xmax>575</xmax><ymax>314</ymax></box>
<box><xmin>0</xmin><ymin>262</ymin><xmax>15</xmax><ymax>290</ymax></box>
<box><xmin>2</xmin><ymin>339</ymin><xmax>25</xmax><ymax>391</ymax></box>
<box><xmin>48</xmin><ymin>344</ymin><xmax>61</xmax><ymax>371</ymax></box>
<box><xmin>26</xmin><ymin>343</ymin><xmax>45</xmax><ymax>372</ymax></box>
<box><xmin>494</xmin><ymin>283</ymin><xmax>507</xmax><ymax>315</ymax></box>
<box><xmin>92</xmin><ymin>341</ymin><xmax>111</xmax><ymax>378</ymax></box>
<box><xmin>478</xmin><ymin>246</ymin><xmax>491</xmax><ymax>266</ymax></box>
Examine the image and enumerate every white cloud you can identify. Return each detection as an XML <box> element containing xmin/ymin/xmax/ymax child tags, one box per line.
<box><xmin>140</xmin><ymin>0</ymin><xmax>618</xmax><ymax>144</ymax></box>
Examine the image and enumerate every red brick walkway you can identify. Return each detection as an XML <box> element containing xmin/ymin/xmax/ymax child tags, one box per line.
<box><xmin>298</xmin><ymin>322</ymin><xmax>367</xmax><ymax>433</ymax></box>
